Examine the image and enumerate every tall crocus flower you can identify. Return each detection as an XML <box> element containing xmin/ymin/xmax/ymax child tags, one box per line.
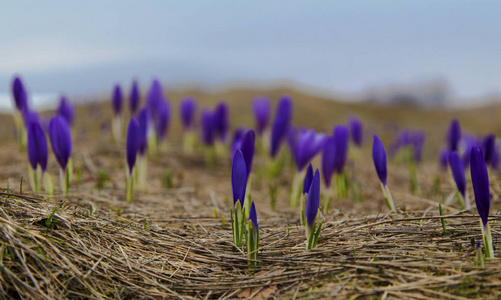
<box><xmin>447</xmin><ymin>119</ymin><xmax>461</xmax><ymax>152</ymax></box>
<box><xmin>154</xmin><ymin>99</ymin><xmax>170</xmax><ymax>142</ymax></box>
<box><xmin>27</xmin><ymin>121</ymin><xmax>48</xmax><ymax>193</ymax></box>
<box><xmin>321</xmin><ymin>136</ymin><xmax>336</xmax><ymax>188</ymax></box>
<box><xmin>146</xmin><ymin>79</ymin><xmax>162</xmax><ymax>114</ymax></box>
<box><xmin>180</xmin><ymin>97</ymin><xmax>198</xmax><ymax>153</ymax></box>
<box><xmin>372</xmin><ymin>135</ymin><xmax>395</xmax><ymax>211</ymax></box>
<box><xmin>129</xmin><ymin>80</ymin><xmax>140</xmax><ymax>115</ymax></box>
<box><xmin>180</xmin><ymin>97</ymin><xmax>197</xmax><ymax>131</ymax></box>
<box><xmin>246</xmin><ymin>201</ymin><xmax>259</xmax><ymax>266</ymax></box>
<box><xmin>303</xmin><ymin>163</ymin><xmax>313</xmax><ymax>196</ymax></box>
<box><xmin>348</xmin><ymin>116</ymin><xmax>363</xmax><ymax>147</ymax></box>
<box><xmin>57</xmin><ymin>96</ymin><xmax>74</xmax><ymax>126</ymax></box>
<box><xmin>111</xmin><ymin>84</ymin><xmax>123</xmax><ymax>143</ymax></box>
<box><xmin>448</xmin><ymin>151</ymin><xmax>470</xmax><ymax>209</ymax></box>
<box><xmin>290</xmin><ymin>128</ymin><xmax>325</xmax><ymax>208</ymax></box>
<box><xmin>230</xmin><ymin>127</ymin><xmax>246</xmax><ymax>160</ymax></box>
<box><xmin>48</xmin><ymin>116</ymin><xmax>72</xmax><ymax>194</ymax></box>
<box><xmin>136</xmin><ymin>108</ymin><xmax>149</xmax><ymax>189</ymax></box>
<box><xmin>252</xmin><ymin>97</ymin><xmax>270</xmax><ymax>135</ymax></box>
<box><xmin>470</xmin><ymin>147</ymin><xmax>494</xmax><ymax>258</ymax></box>
<box><xmin>125</xmin><ymin>118</ymin><xmax>139</xmax><ymax>202</ymax></box>
<box><xmin>332</xmin><ymin>125</ymin><xmax>349</xmax><ymax>174</ymax></box>
<box><xmin>303</xmin><ymin>168</ymin><xmax>322</xmax><ymax>250</ymax></box>
<box><xmin>239</xmin><ymin>130</ymin><xmax>256</xmax><ymax>217</ymax></box>
<box><xmin>483</xmin><ymin>134</ymin><xmax>496</xmax><ymax>165</ymax></box>
<box><xmin>12</xmin><ymin>76</ymin><xmax>28</xmax><ymax>112</ymax></box>
<box><xmin>270</xmin><ymin>96</ymin><xmax>292</xmax><ymax>158</ymax></box>
<box><xmin>231</xmin><ymin>150</ymin><xmax>248</xmax><ymax>248</ymax></box>
<box><xmin>214</xmin><ymin>102</ymin><xmax>229</xmax><ymax>142</ymax></box>
<box><xmin>201</xmin><ymin>109</ymin><xmax>216</xmax><ymax>146</ymax></box>
<box><xmin>11</xmin><ymin>76</ymin><xmax>29</xmax><ymax>149</ymax></box>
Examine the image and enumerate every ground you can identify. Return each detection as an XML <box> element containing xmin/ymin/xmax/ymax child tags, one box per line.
<box><xmin>0</xmin><ymin>87</ymin><xmax>500</xmax><ymax>299</ymax></box>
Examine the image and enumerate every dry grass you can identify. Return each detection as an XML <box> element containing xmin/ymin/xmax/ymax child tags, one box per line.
<box><xmin>0</xmin><ymin>87</ymin><xmax>501</xmax><ymax>299</ymax></box>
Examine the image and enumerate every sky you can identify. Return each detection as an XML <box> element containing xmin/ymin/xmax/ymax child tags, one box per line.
<box><xmin>1</xmin><ymin>1</ymin><xmax>500</xmax><ymax>107</ymax></box>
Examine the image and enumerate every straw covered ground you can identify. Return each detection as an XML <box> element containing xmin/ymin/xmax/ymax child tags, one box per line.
<box><xmin>1</xmin><ymin>87</ymin><xmax>501</xmax><ymax>299</ymax></box>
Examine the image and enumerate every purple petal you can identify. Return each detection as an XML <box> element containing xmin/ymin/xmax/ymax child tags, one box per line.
<box><xmin>154</xmin><ymin>99</ymin><xmax>170</xmax><ymax>141</ymax></box>
<box><xmin>348</xmin><ymin>115</ymin><xmax>363</xmax><ymax>147</ymax></box>
<box><xmin>201</xmin><ymin>109</ymin><xmax>215</xmax><ymax>145</ymax></box>
<box><xmin>231</xmin><ymin>150</ymin><xmax>247</xmax><ymax>208</ymax></box>
<box><xmin>252</xmin><ymin>97</ymin><xmax>270</xmax><ymax>135</ymax></box>
<box><xmin>470</xmin><ymin>147</ymin><xmax>490</xmax><ymax>228</ymax></box>
<box><xmin>214</xmin><ymin>102</ymin><xmax>229</xmax><ymax>142</ymax></box>
<box><xmin>306</xmin><ymin>169</ymin><xmax>320</xmax><ymax>228</ymax></box>
<box><xmin>112</xmin><ymin>84</ymin><xmax>123</xmax><ymax>115</ymax></box>
<box><xmin>27</xmin><ymin>121</ymin><xmax>48</xmax><ymax>173</ymax></box>
<box><xmin>12</xmin><ymin>76</ymin><xmax>27</xmax><ymax>111</ymax></box>
<box><xmin>57</xmin><ymin>96</ymin><xmax>75</xmax><ymax>125</ymax></box>
<box><xmin>372</xmin><ymin>135</ymin><xmax>387</xmax><ymax>186</ymax></box>
<box><xmin>270</xmin><ymin>96</ymin><xmax>293</xmax><ymax>158</ymax></box>
<box><xmin>447</xmin><ymin>119</ymin><xmax>461</xmax><ymax>152</ymax></box>
<box><xmin>332</xmin><ymin>125</ymin><xmax>349</xmax><ymax>174</ymax></box>
<box><xmin>137</xmin><ymin>107</ymin><xmax>149</xmax><ymax>155</ymax></box>
<box><xmin>180</xmin><ymin>97</ymin><xmax>197</xmax><ymax>130</ymax></box>
<box><xmin>248</xmin><ymin>201</ymin><xmax>258</xmax><ymax>231</ymax></box>
<box><xmin>129</xmin><ymin>80</ymin><xmax>140</xmax><ymax>115</ymax></box>
<box><xmin>240</xmin><ymin>130</ymin><xmax>255</xmax><ymax>178</ymax></box>
<box><xmin>48</xmin><ymin>116</ymin><xmax>72</xmax><ymax>171</ymax></box>
<box><xmin>126</xmin><ymin>118</ymin><xmax>139</xmax><ymax>174</ymax></box>
<box><xmin>482</xmin><ymin>134</ymin><xmax>496</xmax><ymax>165</ymax></box>
<box><xmin>321</xmin><ymin>136</ymin><xmax>336</xmax><ymax>188</ymax></box>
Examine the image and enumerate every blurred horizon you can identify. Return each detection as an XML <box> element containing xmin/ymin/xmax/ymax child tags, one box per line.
<box><xmin>1</xmin><ymin>1</ymin><xmax>500</xmax><ymax>108</ymax></box>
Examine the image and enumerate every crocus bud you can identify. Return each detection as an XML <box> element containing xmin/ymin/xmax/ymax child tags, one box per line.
<box><xmin>180</xmin><ymin>97</ymin><xmax>197</xmax><ymax>130</ymax></box>
<box><xmin>303</xmin><ymin>163</ymin><xmax>313</xmax><ymax>195</ymax></box>
<box><xmin>231</xmin><ymin>150</ymin><xmax>247</xmax><ymax>208</ymax></box>
<box><xmin>372</xmin><ymin>135</ymin><xmax>387</xmax><ymax>186</ymax></box>
<box><xmin>23</xmin><ymin>109</ymin><xmax>40</xmax><ymax>129</ymax></box>
<box><xmin>27</xmin><ymin>121</ymin><xmax>48</xmax><ymax>173</ymax></box>
<box><xmin>470</xmin><ymin>147</ymin><xmax>490</xmax><ymax>228</ymax></box>
<box><xmin>252</xmin><ymin>97</ymin><xmax>270</xmax><ymax>135</ymax></box>
<box><xmin>294</xmin><ymin>129</ymin><xmax>325</xmax><ymax>172</ymax></box>
<box><xmin>48</xmin><ymin>116</ymin><xmax>72</xmax><ymax>171</ymax></box>
<box><xmin>249</xmin><ymin>201</ymin><xmax>258</xmax><ymax>232</ymax></box>
<box><xmin>147</xmin><ymin>79</ymin><xmax>162</xmax><ymax>114</ymax></box>
<box><xmin>348</xmin><ymin>116</ymin><xmax>363</xmax><ymax>147</ymax></box>
<box><xmin>270</xmin><ymin>96</ymin><xmax>293</xmax><ymax>158</ymax></box>
<box><xmin>411</xmin><ymin>131</ymin><xmax>425</xmax><ymax>163</ymax></box>
<box><xmin>201</xmin><ymin>109</ymin><xmax>215</xmax><ymax>146</ymax></box>
<box><xmin>448</xmin><ymin>151</ymin><xmax>466</xmax><ymax>198</ymax></box>
<box><xmin>332</xmin><ymin>125</ymin><xmax>349</xmax><ymax>174</ymax></box>
<box><xmin>12</xmin><ymin>76</ymin><xmax>27</xmax><ymax>111</ymax></box>
<box><xmin>126</xmin><ymin>118</ymin><xmax>139</xmax><ymax>175</ymax></box>
<box><xmin>112</xmin><ymin>85</ymin><xmax>123</xmax><ymax>115</ymax></box>
<box><xmin>482</xmin><ymin>134</ymin><xmax>496</xmax><ymax>165</ymax></box>
<box><xmin>137</xmin><ymin>107</ymin><xmax>149</xmax><ymax>156</ymax></box>
<box><xmin>321</xmin><ymin>136</ymin><xmax>336</xmax><ymax>188</ymax></box>
<box><xmin>447</xmin><ymin>119</ymin><xmax>461</xmax><ymax>152</ymax></box>
<box><xmin>306</xmin><ymin>169</ymin><xmax>320</xmax><ymax>229</ymax></box>
<box><xmin>57</xmin><ymin>96</ymin><xmax>75</xmax><ymax>125</ymax></box>
<box><xmin>214</xmin><ymin>102</ymin><xmax>229</xmax><ymax>142</ymax></box>
<box><xmin>154</xmin><ymin>99</ymin><xmax>170</xmax><ymax>141</ymax></box>
<box><xmin>129</xmin><ymin>80</ymin><xmax>140</xmax><ymax>115</ymax></box>
<box><xmin>240</xmin><ymin>130</ymin><xmax>255</xmax><ymax>178</ymax></box>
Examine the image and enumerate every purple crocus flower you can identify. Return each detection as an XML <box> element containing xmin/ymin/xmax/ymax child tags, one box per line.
<box><xmin>179</xmin><ymin>97</ymin><xmax>197</xmax><ymax>130</ymax></box>
<box><xmin>137</xmin><ymin>107</ymin><xmax>149</xmax><ymax>156</ymax></box>
<box><xmin>129</xmin><ymin>80</ymin><xmax>140</xmax><ymax>115</ymax></box>
<box><xmin>332</xmin><ymin>125</ymin><xmax>349</xmax><ymax>174</ymax></box>
<box><xmin>252</xmin><ymin>97</ymin><xmax>270</xmax><ymax>135</ymax></box>
<box><xmin>439</xmin><ymin>148</ymin><xmax>449</xmax><ymax>170</ymax></box>
<box><xmin>294</xmin><ymin>129</ymin><xmax>326</xmax><ymax>172</ymax></box>
<box><xmin>48</xmin><ymin>116</ymin><xmax>72</xmax><ymax>171</ymax></box>
<box><xmin>461</xmin><ymin>134</ymin><xmax>480</xmax><ymax>168</ymax></box>
<box><xmin>23</xmin><ymin>109</ymin><xmax>40</xmax><ymax>129</ymax></box>
<box><xmin>321</xmin><ymin>136</ymin><xmax>336</xmax><ymax>188</ymax></box>
<box><xmin>12</xmin><ymin>76</ymin><xmax>27</xmax><ymax>111</ymax></box>
<box><xmin>126</xmin><ymin>117</ymin><xmax>139</xmax><ymax>175</ymax></box>
<box><xmin>57</xmin><ymin>96</ymin><xmax>74</xmax><ymax>125</ymax></box>
<box><xmin>231</xmin><ymin>149</ymin><xmax>247</xmax><ymax>208</ymax></box>
<box><xmin>447</xmin><ymin>119</ymin><xmax>461</xmax><ymax>152</ymax></box>
<box><xmin>112</xmin><ymin>84</ymin><xmax>123</xmax><ymax>116</ymax></box>
<box><xmin>470</xmin><ymin>147</ymin><xmax>490</xmax><ymax>228</ymax></box>
<box><xmin>154</xmin><ymin>99</ymin><xmax>170</xmax><ymax>141</ymax></box>
<box><xmin>201</xmin><ymin>109</ymin><xmax>216</xmax><ymax>146</ymax></box>
<box><xmin>27</xmin><ymin>121</ymin><xmax>48</xmax><ymax>173</ymax></box>
<box><xmin>411</xmin><ymin>131</ymin><xmax>425</xmax><ymax>162</ymax></box>
<box><xmin>372</xmin><ymin>135</ymin><xmax>387</xmax><ymax>186</ymax></box>
<box><xmin>482</xmin><ymin>134</ymin><xmax>496</xmax><ymax>165</ymax></box>
<box><xmin>448</xmin><ymin>151</ymin><xmax>466</xmax><ymax>198</ymax></box>
<box><xmin>249</xmin><ymin>201</ymin><xmax>258</xmax><ymax>232</ymax></box>
<box><xmin>270</xmin><ymin>96</ymin><xmax>293</xmax><ymax>158</ymax></box>
<box><xmin>306</xmin><ymin>168</ymin><xmax>321</xmax><ymax>229</ymax></box>
<box><xmin>239</xmin><ymin>130</ymin><xmax>255</xmax><ymax>178</ymax></box>
<box><xmin>146</xmin><ymin>79</ymin><xmax>163</xmax><ymax>114</ymax></box>
<box><xmin>214</xmin><ymin>102</ymin><xmax>229</xmax><ymax>142</ymax></box>
<box><xmin>303</xmin><ymin>163</ymin><xmax>313</xmax><ymax>195</ymax></box>
<box><xmin>348</xmin><ymin>116</ymin><xmax>363</xmax><ymax>147</ymax></box>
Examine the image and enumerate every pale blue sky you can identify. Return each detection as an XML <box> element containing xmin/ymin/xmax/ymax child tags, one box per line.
<box><xmin>1</xmin><ymin>1</ymin><xmax>500</xmax><ymax>102</ymax></box>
